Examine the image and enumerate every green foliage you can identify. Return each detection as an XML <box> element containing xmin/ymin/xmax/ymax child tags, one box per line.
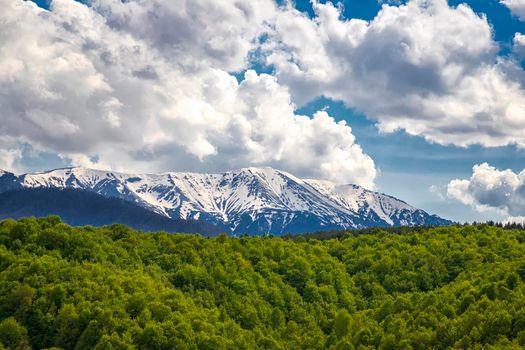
<box><xmin>0</xmin><ymin>317</ymin><xmax>29</xmax><ymax>349</ymax></box>
<box><xmin>1</xmin><ymin>218</ymin><xmax>525</xmax><ymax>348</ymax></box>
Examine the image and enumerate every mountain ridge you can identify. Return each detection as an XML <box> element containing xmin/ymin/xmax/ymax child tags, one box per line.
<box><xmin>0</xmin><ymin>167</ymin><xmax>452</xmax><ymax>235</ymax></box>
<box><xmin>0</xmin><ymin>188</ymin><xmax>221</xmax><ymax>236</ymax></box>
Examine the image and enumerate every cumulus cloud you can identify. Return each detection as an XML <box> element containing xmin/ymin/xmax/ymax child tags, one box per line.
<box><xmin>447</xmin><ymin>163</ymin><xmax>525</xmax><ymax>216</ymax></box>
<box><xmin>264</xmin><ymin>0</ymin><xmax>525</xmax><ymax>147</ymax></box>
<box><xmin>87</xmin><ymin>0</ymin><xmax>276</xmax><ymax>72</ymax></box>
<box><xmin>6</xmin><ymin>0</ymin><xmax>525</xmax><ymax>188</ymax></box>
<box><xmin>501</xmin><ymin>0</ymin><xmax>525</xmax><ymax>20</ymax></box>
<box><xmin>0</xmin><ymin>0</ymin><xmax>376</xmax><ymax>187</ymax></box>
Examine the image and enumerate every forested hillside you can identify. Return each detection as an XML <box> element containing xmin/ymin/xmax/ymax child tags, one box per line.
<box><xmin>1</xmin><ymin>218</ymin><xmax>525</xmax><ymax>349</ymax></box>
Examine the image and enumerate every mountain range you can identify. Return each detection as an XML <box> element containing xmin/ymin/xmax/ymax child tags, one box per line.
<box><xmin>0</xmin><ymin>187</ymin><xmax>221</xmax><ymax>236</ymax></box>
<box><xmin>0</xmin><ymin>167</ymin><xmax>451</xmax><ymax>235</ymax></box>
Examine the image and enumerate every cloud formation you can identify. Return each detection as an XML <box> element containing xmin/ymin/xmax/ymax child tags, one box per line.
<box><xmin>0</xmin><ymin>0</ymin><xmax>376</xmax><ymax>187</ymax></box>
<box><xmin>513</xmin><ymin>32</ymin><xmax>525</xmax><ymax>57</ymax></box>
<box><xmin>501</xmin><ymin>0</ymin><xmax>525</xmax><ymax>20</ymax></box>
<box><xmin>4</xmin><ymin>0</ymin><xmax>525</xmax><ymax>189</ymax></box>
<box><xmin>265</xmin><ymin>0</ymin><xmax>525</xmax><ymax>147</ymax></box>
<box><xmin>447</xmin><ymin>163</ymin><xmax>525</xmax><ymax>216</ymax></box>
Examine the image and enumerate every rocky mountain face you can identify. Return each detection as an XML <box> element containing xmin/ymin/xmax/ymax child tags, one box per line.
<box><xmin>0</xmin><ymin>167</ymin><xmax>452</xmax><ymax>235</ymax></box>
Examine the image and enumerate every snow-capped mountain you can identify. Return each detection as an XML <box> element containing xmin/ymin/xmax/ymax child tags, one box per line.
<box><xmin>0</xmin><ymin>167</ymin><xmax>451</xmax><ymax>235</ymax></box>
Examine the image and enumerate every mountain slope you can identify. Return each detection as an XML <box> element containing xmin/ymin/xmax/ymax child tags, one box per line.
<box><xmin>0</xmin><ymin>167</ymin><xmax>452</xmax><ymax>235</ymax></box>
<box><xmin>0</xmin><ymin>188</ymin><xmax>221</xmax><ymax>236</ymax></box>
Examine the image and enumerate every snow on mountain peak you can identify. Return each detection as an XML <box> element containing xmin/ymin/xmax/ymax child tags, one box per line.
<box><xmin>2</xmin><ymin>166</ymin><xmax>451</xmax><ymax>235</ymax></box>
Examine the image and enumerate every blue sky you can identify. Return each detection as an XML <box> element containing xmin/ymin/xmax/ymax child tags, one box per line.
<box><xmin>8</xmin><ymin>0</ymin><xmax>525</xmax><ymax>222</ymax></box>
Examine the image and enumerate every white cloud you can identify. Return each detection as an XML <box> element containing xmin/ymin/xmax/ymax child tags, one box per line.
<box><xmin>503</xmin><ymin>216</ymin><xmax>525</xmax><ymax>224</ymax></box>
<box><xmin>447</xmin><ymin>163</ymin><xmax>525</xmax><ymax>216</ymax></box>
<box><xmin>88</xmin><ymin>0</ymin><xmax>276</xmax><ymax>72</ymax></box>
<box><xmin>0</xmin><ymin>149</ymin><xmax>22</xmax><ymax>173</ymax></box>
<box><xmin>501</xmin><ymin>0</ymin><xmax>525</xmax><ymax>20</ymax></box>
<box><xmin>265</xmin><ymin>0</ymin><xmax>525</xmax><ymax>148</ymax></box>
<box><xmin>0</xmin><ymin>0</ymin><xmax>376</xmax><ymax>187</ymax></box>
<box><xmin>513</xmin><ymin>32</ymin><xmax>525</xmax><ymax>58</ymax></box>
<box><xmin>6</xmin><ymin>0</ymin><xmax>525</xmax><ymax>189</ymax></box>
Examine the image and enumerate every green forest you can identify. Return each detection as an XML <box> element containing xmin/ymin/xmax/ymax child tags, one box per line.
<box><xmin>1</xmin><ymin>217</ymin><xmax>525</xmax><ymax>349</ymax></box>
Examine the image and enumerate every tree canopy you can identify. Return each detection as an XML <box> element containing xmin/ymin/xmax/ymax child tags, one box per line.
<box><xmin>1</xmin><ymin>217</ymin><xmax>525</xmax><ymax>349</ymax></box>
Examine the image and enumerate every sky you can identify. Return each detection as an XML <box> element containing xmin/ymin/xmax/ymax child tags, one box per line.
<box><xmin>2</xmin><ymin>0</ymin><xmax>525</xmax><ymax>223</ymax></box>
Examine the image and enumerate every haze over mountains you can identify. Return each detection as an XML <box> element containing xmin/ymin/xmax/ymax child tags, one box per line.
<box><xmin>0</xmin><ymin>167</ymin><xmax>451</xmax><ymax>235</ymax></box>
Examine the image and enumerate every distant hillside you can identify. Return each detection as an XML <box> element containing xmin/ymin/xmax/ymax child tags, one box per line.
<box><xmin>0</xmin><ymin>188</ymin><xmax>221</xmax><ymax>236</ymax></box>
